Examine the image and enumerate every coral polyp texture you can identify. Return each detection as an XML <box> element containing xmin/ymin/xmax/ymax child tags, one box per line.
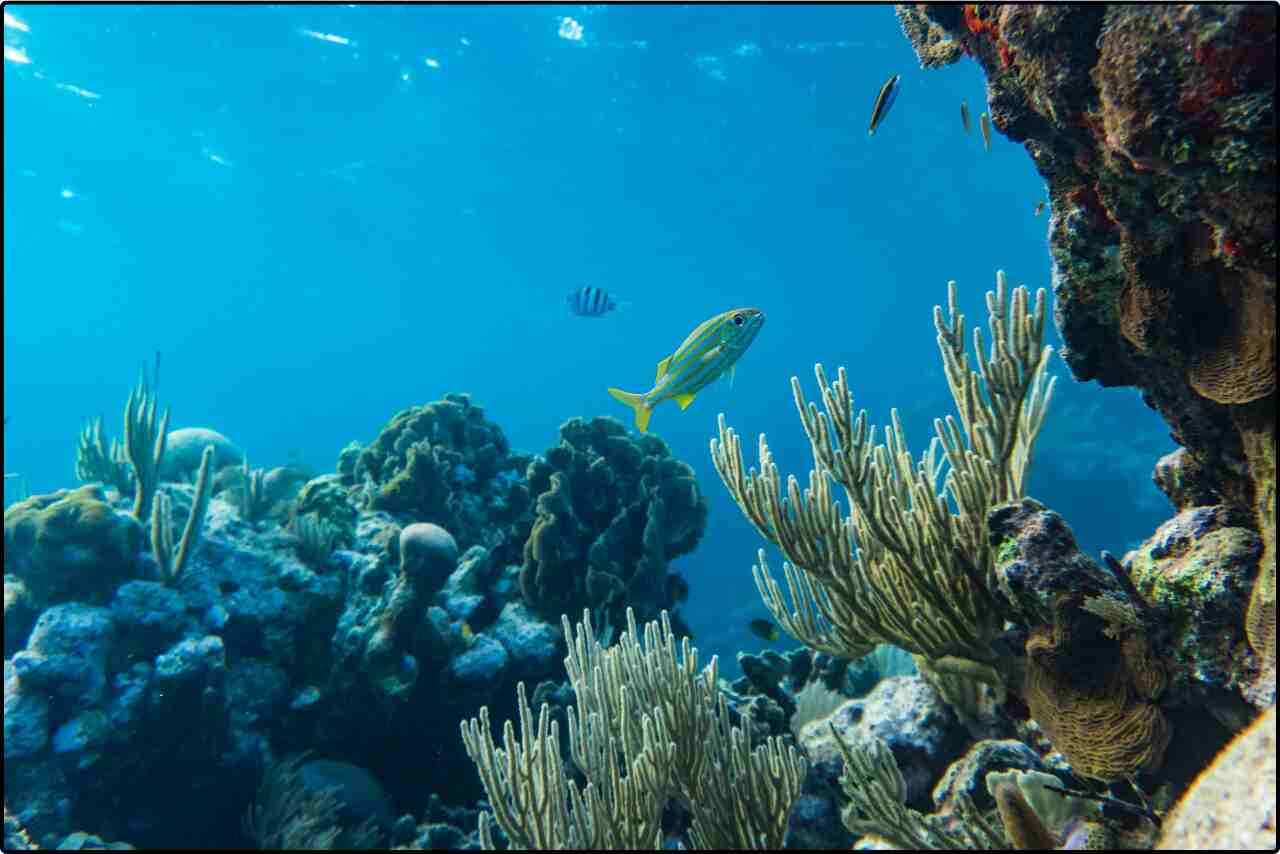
<box><xmin>1022</xmin><ymin>600</ymin><xmax>1172</xmax><ymax>783</ymax></box>
<box><xmin>349</xmin><ymin>393</ymin><xmax>531</xmax><ymax>562</ymax></box>
<box><xmin>520</xmin><ymin>416</ymin><xmax>707</xmax><ymax>631</ymax></box>
<box><xmin>4</xmin><ymin>485</ymin><xmax>143</xmax><ymax>606</ymax></box>
<box><xmin>898</xmin><ymin>3</ymin><xmax>1276</xmax><ymax>674</ymax></box>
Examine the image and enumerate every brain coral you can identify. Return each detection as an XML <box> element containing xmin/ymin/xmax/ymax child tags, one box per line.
<box><xmin>1186</xmin><ymin>269</ymin><xmax>1276</xmax><ymax>406</ymax></box>
<box><xmin>3</xmin><ymin>485</ymin><xmax>143</xmax><ymax>606</ymax></box>
<box><xmin>1022</xmin><ymin>595</ymin><xmax>1172</xmax><ymax>784</ymax></box>
<box><xmin>519</xmin><ymin>416</ymin><xmax>706</xmax><ymax>630</ymax></box>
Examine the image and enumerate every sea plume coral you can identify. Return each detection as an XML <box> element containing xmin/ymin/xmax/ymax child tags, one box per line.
<box><xmin>711</xmin><ymin>271</ymin><xmax>1055</xmax><ymax>682</ymax></box>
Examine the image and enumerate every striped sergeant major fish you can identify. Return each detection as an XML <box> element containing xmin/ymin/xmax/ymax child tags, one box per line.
<box><xmin>607</xmin><ymin>308</ymin><xmax>764</xmax><ymax>433</ymax></box>
<box><xmin>868</xmin><ymin>74</ymin><xmax>900</xmax><ymax>136</ymax></box>
<box><xmin>567</xmin><ymin>285</ymin><xmax>625</xmax><ymax>317</ymax></box>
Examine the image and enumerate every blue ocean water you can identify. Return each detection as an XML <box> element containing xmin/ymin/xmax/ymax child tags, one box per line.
<box><xmin>3</xmin><ymin>4</ymin><xmax>1174</xmax><ymax>674</ymax></box>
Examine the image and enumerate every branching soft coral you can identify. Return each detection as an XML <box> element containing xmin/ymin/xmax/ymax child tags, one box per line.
<box><xmin>711</xmin><ymin>272</ymin><xmax>1055</xmax><ymax>682</ymax></box>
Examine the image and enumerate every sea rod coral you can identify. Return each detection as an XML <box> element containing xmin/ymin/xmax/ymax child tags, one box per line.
<box><xmin>711</xmin><ymin>271</ymin><xmax>1055</xmax><ymax>688</ymax></box>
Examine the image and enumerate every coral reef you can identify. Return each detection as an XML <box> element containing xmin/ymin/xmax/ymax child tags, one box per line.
<box><xmin>461</xmin><ymin>608</ymin><xmax>806</xmax><ymax>849</ymax></box>
<box><xmin>328</xmin><ymin>522</ymin><xmax>458</xmax><ymax>705</ymax></box>
<box><xmin>1021</xmin><ymin>595</ymin><xmax>1171</xmax><ymax>783</ymax></box>
<box><xmin>158</xmin><ymin>427</ymin><xmax>243</xmax><ymax>483</ymax></box>
<box><xmin>520</xmin><ymin>416</ymin><xmax>707</xmax><ymax>631</ymax></box>
<box><xmin>713</xmin><ymin>264</ymin><xmax>1273</xmax><ymax>845</ymax></box>
<box><xmin>4</xmin><ymin>485</ymin><xmax>143</xmax><ymax>607</ymax></box>
<box><xmin>713</xmin><ymin>274</ymin><xmax>1053</xmax><ymax>677</ymax></box>
<box><xmin>4</xmin><ymin>7</ymin><xmax>1275</xmax><ymax>847</ymax></box>
<box><xmin>348</xmin><ymin>401</ymin><xmax>705</xmax><ymax>638</ymax></box>
<box><xmin>291</xmin><ymin>475</ymin><xmax>358</xmax><ymax>552</ymax></box>
<box><xmin>798</xmin><ymin>675</ymin><xmax>966</xmax><ymax>813</ymax></box>
<box><xmin>898</xmin><ymin>3</ymin><xmax>1276</xmax><ymax>671</ymax></box>
<box><xmin>350</xmin><ymin>394</ymin><xmax>531</xmax><ymax>561</ymax></box>
<box><xmin>1126</xmin><ymin>504</ymin><xmax>1270</xmax><ymax>713</ymax></box>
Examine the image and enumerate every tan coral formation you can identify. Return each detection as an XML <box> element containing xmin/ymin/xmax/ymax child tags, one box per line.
<box><xmin>1186</xmin><ymin>269</ymin><xmax>1276</xmax><ymax>407</ymax></box>
<box><xmin>1022</xmin><ymin>596</ymin><xmax>1171</xmax><ymax>784</ymax></box>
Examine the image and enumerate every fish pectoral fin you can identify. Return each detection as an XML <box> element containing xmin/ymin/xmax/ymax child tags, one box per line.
<box><xmin>727</xmin><ymin>365</ymin><xmax>736</xmax><ymax>388</ymax></box>
<box><xmin>655</xmin><ymin>356</ymin><xmax>673</xmax><ymax>382</ymax></box>
<box><xmin>673</xmin><ymin>392</ymin><xmax>697</xmax><ymax>410</ymax></box>
<box><xmin>700</xmin><ymin>344</ymin><xmax>723</xmax><ymax>363</ymax></box>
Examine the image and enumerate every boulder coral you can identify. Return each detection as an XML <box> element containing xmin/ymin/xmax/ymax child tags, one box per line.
<box><xmin>3</xmin><ymin>485</ymin><xmax>143</xmax><ymax>607</ymax></box>
<box><xmin>350</xmin><ymin>394</ymin><xmax>531</xmax><ymax>562</ymax></box>
<box><xmin>519</xmin><ymin>416</ymin><xmax>706</xmax><ymax>631</ymax></box>
<box><xmin>159</xmin><ymin>427</ymin><xmax>243</xmax><ymax>483</ymax></box>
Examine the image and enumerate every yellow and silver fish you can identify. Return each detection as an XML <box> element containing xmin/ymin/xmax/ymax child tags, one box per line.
<box><xmin>980</xmin><ymin>111</ymin><xmax>993</xmax><ymax>151</ymax></box>
<box><xmin>868</xmin><ymin>74</ymin><xmax>901</xmax><ymax>136</ymax></box>
<box><xmin>960</xmin><ymin>99</ymin><xmax>971</xmax><ymax>134</ymax></box>
<box><xmin>1034</xmin><ymin>200</ymin><xmax>1045</xmax><ymax>216</ymax></box>
<box><xmin>608</xmin><ymin>308</ymin><xmax>765</xmax><ymax>433</ymax></box>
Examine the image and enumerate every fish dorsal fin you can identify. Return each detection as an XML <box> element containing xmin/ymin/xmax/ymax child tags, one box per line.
<box><xmin>674</xmin><ymin>391</ymin><xmax>697</xmax><ymax>410</ymax></box>
<box><xmin>655</xmin><ymin>355</ymin><xmax>673</xmax><ymax>382</ymax></box>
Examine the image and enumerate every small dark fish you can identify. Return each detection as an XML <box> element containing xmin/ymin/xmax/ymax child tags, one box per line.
<box><xmin>567</xmin><ymin>285</ymin><xmax>621</xmax><ymax>317</ymax></box>
<box><xmin>867</xmin><ymin>74</ymin><xmax>900</xmax><ymax>136</ymax></box>
<box><xmin>748</xmin><ymin>619</ymin><xmax>780</xmax><ymax>642</ymax></box>
<box><xmin>980</xmin><ymin>111</ymin><xmax>993</xmax><ymax>151</ymax></box>
<box><xmin>1034</xmin><ymin>201</ymin><xmax>1045</xmax><ymax>216</ymax></box>
<box><xmin>960</xmin><ymin>99</ymin><xmax>971</xmax><ymax>134</ymax></box>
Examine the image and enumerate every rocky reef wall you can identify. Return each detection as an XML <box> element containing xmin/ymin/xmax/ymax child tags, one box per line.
<box><xmin>899</xmin><ymin>2</ymin><xmax>1276</xmax><ymax>667</ymax></box>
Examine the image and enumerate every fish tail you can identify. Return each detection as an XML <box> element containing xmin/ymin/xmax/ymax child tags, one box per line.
<box><xmin>614</xmin><ymin>300</ymin><xmax>632</xmax><ymax>312</ymax></box>
<box><xmin>607</xmin><ymin>388</ymin><xmax>653</xmax><ymax>433</ymax></box>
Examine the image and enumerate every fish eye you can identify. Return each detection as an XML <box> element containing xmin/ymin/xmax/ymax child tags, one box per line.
<box><xmin>732</xmin><ymin>314</ymin><xmax>744</xmax><ymax>326</ymax></box>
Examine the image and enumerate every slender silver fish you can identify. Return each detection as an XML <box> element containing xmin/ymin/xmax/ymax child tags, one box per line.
<box><xmin>980</xmin><ymin>111</ymin><xmax>993</xmax><ymax>151</ymax></box>
<box><xmin>868</xmin><ymin>74</ymin><xmax>900</xmax><ymax>136</ymax></box>
<box><xmin>960</xmin><ymin>99</ymin><xmax>971</xmax><ymax>134</ymax></box>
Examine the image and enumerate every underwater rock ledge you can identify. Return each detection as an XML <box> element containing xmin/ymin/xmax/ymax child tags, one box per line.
<box><xmin>899</xmin><ymin>2</ymin><xmax>1276</xmax><ymax>672</ymax></box>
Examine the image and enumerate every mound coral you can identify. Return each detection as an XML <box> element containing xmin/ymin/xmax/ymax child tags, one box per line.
<box><xmin>4</xmin><ymin>485</ymin><xmax>143</xmax><ymax>606</ymax></box>
<box><xmin>519</xmin><ymin>416</ymin><xmax>706</xmax><ymax>631</ymax></box>
<box><xmin>350</xmin><ymin>394</ymin><xmax>530</xmax><ymax>560</ymax></box>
